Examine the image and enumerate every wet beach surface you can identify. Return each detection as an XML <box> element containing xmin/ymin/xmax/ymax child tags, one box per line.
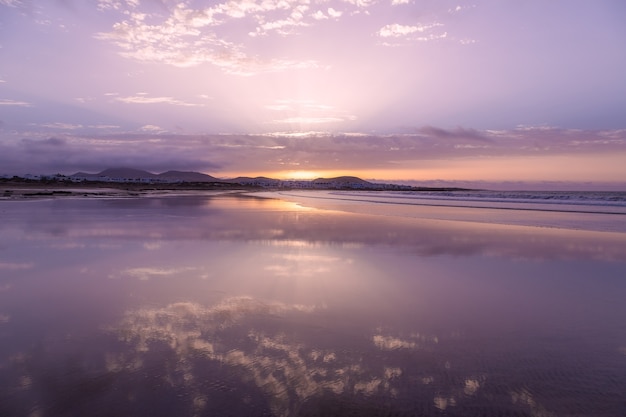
<box><xmin>1</xmin><ymin>192</ymin><xmax>625</xmax><ymax>416</ymax></box>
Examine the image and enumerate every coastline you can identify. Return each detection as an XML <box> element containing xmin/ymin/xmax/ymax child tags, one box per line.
<box><xmin>3</xmin><ymin>183</ymin><xmax>625</xmax><ymax>234</ymax></box>
<box><xmin>0</xmin><ymin>182</ymin><xmax>251</xmax><ymax>200</ymax></box>
<box><xmin>254</xmin><ymin>190</ymin><xmax>626</xmax><ymax>234</ymax></box>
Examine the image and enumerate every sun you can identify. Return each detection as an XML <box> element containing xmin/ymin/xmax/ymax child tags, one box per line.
<box><xmin>283</xmin><ymin>170</ymin><xmax>322</xmax><ymax>180</ymax></box>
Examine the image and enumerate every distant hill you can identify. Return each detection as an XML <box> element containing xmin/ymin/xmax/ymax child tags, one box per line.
<box><xmin>157</xmin><ymin>170</ymin><xmax>221</xmax><ymax>182</ymax></box>
<box><xmin>98</xmin><ymin>167</ymin><xmax>158</xmax><ymax>179</ymax></box>
<box><xmin>311</xmin><ymin>176</ymin><xmax>373</xmax><ymax>185</ymax></box>
<box><xmin>68</xmin><ymin>169</ymin><xmax>398</xmax><ymax>189</ymax></box>
<box><xmin>71</xmin><ymin>168</ymin><xmax>221</xmax><ymax>182</ymax></box>
<box><xmin>225</xmin><ymin>176</ymin><xmax>281</xmax><ymax>185</ymax></box>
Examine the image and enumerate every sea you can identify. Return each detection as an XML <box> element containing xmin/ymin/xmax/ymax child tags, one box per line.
<box><xmin>272</xmin><ymin>189</ymin><xmax>626</xmax><ymax>232</ymax></box>
<box><xmin>1</xmin><ymin>190</ymin><xmax>625</xmax><ymax>416</ymax></box>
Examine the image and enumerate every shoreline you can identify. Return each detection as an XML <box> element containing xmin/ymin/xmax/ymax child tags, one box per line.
<box><xmin>3</xmin><ymin>184</ymin><xmax>625</xmax><ymax>234</ymax></box>
<box><xmin>254</xmin><ymin>190</ymin><xmax>626</xmax><ymax>234</ymax></box>
<box><xmin>0</xmin><ymin>182</ymin><xmax>254</xmax><ymax>200</ymax></box>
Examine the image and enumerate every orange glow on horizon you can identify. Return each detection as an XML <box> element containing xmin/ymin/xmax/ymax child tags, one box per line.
<box><xmin>216</xmin><ymin>152</ymin><xmax>626</xmax><ymax>186</ymax></box>
<box><xmin>281</xmin><ymin>171</ymin><xmax>323</xmax><ymax>180</ymax></box>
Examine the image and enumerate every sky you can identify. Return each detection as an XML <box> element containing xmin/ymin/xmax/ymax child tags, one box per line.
<box><xmin>1</xmin><ymin>0</ymin><xmax>626</xmax><ymax>188</ymax></box>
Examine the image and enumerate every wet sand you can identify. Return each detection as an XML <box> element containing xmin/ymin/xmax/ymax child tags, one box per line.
<box><xmin>1</xmin><ymin>191</ymin><xmax>625</xmax><ymax>416</ymax></box>
<box><xmin>257</xmin><ymin>190</ymin><xmax>626</xmax><ymax>233</ymax></box>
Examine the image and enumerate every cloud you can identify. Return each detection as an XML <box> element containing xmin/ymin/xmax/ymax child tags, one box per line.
<box><xmin>0</xmin><ymin>262</ymin><xmax>33</xmax><ymax>270</ymax></box>
<box><xmin>2</xmin><ymin>127</ymin><xmax>626</xmax><ymax>182</ymax></box>
<box><xmin>39</xmin><ymin>122</ymin><xmax>83</xmax><ymax>130</ymax></box>
<box><xmin>114</xmin><ymin>95</ymin><xmax>204</xmax><ymax>107</ymax></box>
<box><xmin>96</xmin><ymin>0</ymin><xmax>139</xmax><ymax>11</ymax></box>
<box><xmin>0</xmin><ymin>133</ymin><xmax>223</xmax><ymax>175</ymax></box>
<box><xmin>0</xmin><ymin>99</ymin><xmax>32</xmax><ymax>107</ymax></box>
<box><xmin>378</xmin><ymin>22</ymin><xmax>444</xmax><ymax>38</ymax></box>
<box><xmin>21</xmin><ymin>137</ymin><xmax>67</xmax><ymax>148</ymax></box>
<box><xmin>341</xmin><ymin>0</ymin><xmax>375</xmax><ymax>7</ymax></box>
<box><xmin>88</xmin><ymin>124</ymin><xmax>121</xmax><ymax>129</ymax></box>
<box><xmin>0</xmin><ymin>0</ymin><xmax>22</xmax><ymax>7</ymax></box>
<box><xmin>95</xmin><ymin>1</ymin><xmax>322</xmax><ymax>75</ymax></box>
<box><xmin>140</xmin><ymin>124</ymin><xmax>165</xmax><ymax>132</ymax></box>
<box><xmin>417</xmin><ymin>126</ymin><xmax>493</xmax><ymax>143</ymax></box>
<box><xmin>264</xmin><ymin>99</ymin><xmax>357</xmax><ymax>126</ymax></box>
<box><xmin>120</xmin><ymin>266</ymin><xmax>198</xmax><ymax>280</ymax></box>
<box><xmin>106</xmin><ymin>297</ymin><xmax>409</xmax><ymax>417</ymax></box>
<box><xmin>448</xmin><ymin>4</ymin><xmax>476</xmax><ymax>14</ymax></box>
<box><xmin>327</xmin><ymin>7</ymin><xmax>343</xmax><ymax>18</ymax></box>
<box><xmin>311</xmin><ymin>10</ymin><xmax>328</xmax><ymax>20</ymax></box>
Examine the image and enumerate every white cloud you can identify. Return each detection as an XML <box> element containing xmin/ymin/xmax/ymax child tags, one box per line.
<box><xmin>88</xmin><ymin>124</ymin><xmax>121</xmax><ymax>129</ymax></box>
<box><xmin>328</xmin><ymin>8</ymin><xmax>343</xmax><ymax>18</ymax></box>
<box><xmin>97</xmin><ymin>16</ymin><xmax>319</xmax><ymax>74</ymax></box>
<box><xmin>115</xmin><ymin>95</ymin><xmax>204</xmax><ymax>107</ymax></box>
<box><xmin>40</xmin><ymin>122</ymin><xmax>83</xmax><ymax>130</ymax></box>
<box><xmin>94</xmin><ymin>1</ymin><xmax>322</xmax><ymax>74</ymax></box>
<box><xmin>0</xmin><ymin>0</ymin><xmax>22</xmax><ymax>7</ymax></box>
<box><xmin>448</xmin><ymin>4</ymin><xmax>475</xmax><ymax>13</ymax></box>
<box><xmin>0</xmin><ymin>99</ymin><xmax>32</xmax><ymax>107</ymax></box>
<box><xmin>378</xmin><ymin>22</ymin><xmax>443</xmax><ymax>38</ymax></box>
<box><xmin>97</xmin><ymin>0</ymin><xmax>139</xmax><ymax>12</ymax></box>
<box><xmin>341</xmin><ymin>0</ymin><xmax>375</xmax><ymax>7</ymax></box>
<box><xmin>378</xmin><ymin>23</ymin><xmax>416</xmax><ymax>37</ymax></box>
<box><xmin>140</xmin><ymin>124</ymin><xmax>165</xmax><ymax>132</ymax></box>
<box><xmin>391</xmin><ymin>0</ymin><xmax>410</xmax><ymax>5</ymax></box>
<box><xmin>121</xmin><ymin>266</ymin><xmax>198</xmax><ymax>280</ymax></box>
<box><xmin>253</xmin><ymin>16</ymin><xmax>309</xmax><ymax>37</ymax></box>
<box><xmin>311</xmin><ymin>10</ymin><xmax>327</xmax><ymax>20</ymax></box>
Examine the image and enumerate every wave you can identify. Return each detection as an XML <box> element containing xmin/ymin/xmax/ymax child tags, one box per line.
<box><xmin>324</xmin><ymin>190</ymin><xmax>626</xmax><ymax>216</ymax></box>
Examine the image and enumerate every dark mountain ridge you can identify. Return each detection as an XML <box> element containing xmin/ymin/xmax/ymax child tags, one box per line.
<box><xmin>71</xmin><ymin>168</ymin><xmax>221</xmax><ymax>182</ymax></box>
<box><xmin>71</xmin><ymin>168</ymin><xmax>375</xmax><ymax>186</ymax></box>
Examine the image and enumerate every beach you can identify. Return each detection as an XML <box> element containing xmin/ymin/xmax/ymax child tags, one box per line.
<box><xmin>1</xmin><ymin>190</ymin><xmax>625</xmax><ymax>416</ymax></box>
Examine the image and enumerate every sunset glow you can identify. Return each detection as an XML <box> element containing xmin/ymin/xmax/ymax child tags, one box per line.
<box><xmin>283</xmin><ymin>171</ymin><xmax>325</xmax><ymax>180</ymax></box>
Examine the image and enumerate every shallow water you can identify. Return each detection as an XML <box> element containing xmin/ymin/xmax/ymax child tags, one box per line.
<box><xmin>267</xmin><ymin>190</ymin><xmax>626</xmax><ymax>233</ymax></box>
<box><xmin>1</xmin><ymin>193</ymin><xmax>625</xmax><ymax>416</ymax></box>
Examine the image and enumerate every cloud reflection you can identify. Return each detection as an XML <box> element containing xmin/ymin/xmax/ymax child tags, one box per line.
<box><xmin>109</xmin><ymin>297</ymin><xmax>416</xmax><ymax>416</ymax></box>
<box><xmin>103</xmin><ymin>296</ymin><xmax>554</xmax><ymax>416</ymax></box>
<box><xmin>120</xmin><ymin>266</ymin><xmax>199</xmax><ymax>281</ymax></box>
<box><xmin>0</xmin><ymin>262</ymin><xmax>34</xmax><ymax>270</ymax></box>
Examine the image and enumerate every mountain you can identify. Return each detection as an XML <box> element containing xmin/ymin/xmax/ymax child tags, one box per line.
<box><xmin>311</xmin><ymin>176</ymin><xmax>373</xmax><ymax>185</ymax></box>
<box><xmin>97</xmin><ymin>168</ymin><xmax>158</xmax><ymax>179</ymax></box>
<box><xmin>68</xmin><ymin>168</ymin><xmax>378</xmax><ymax>188</ymax></box>
<box><xmin>225</xmin><ymin>176</ymin><xmax>281</xmax><ymax>185</ymax></box>
<box><xmin>157</xmin><ymin>171</ymin><xmax>222</xmax><ymax>182</ymax></box>
<box><xmin>70</xmin><ymin>168</ymin><xmax>220</xmax><ymax>182</ymax></box>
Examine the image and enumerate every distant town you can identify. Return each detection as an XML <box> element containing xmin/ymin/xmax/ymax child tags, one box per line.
<box><xmin>1</xmin><ymin>167</ymin><xmax>467</xmax><ymax>192</ymax></box>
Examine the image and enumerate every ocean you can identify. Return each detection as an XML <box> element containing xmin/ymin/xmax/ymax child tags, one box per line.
<box><xmin>269</xmin><ymin>189</ymin><xmax>626</xmax><ymax>232</ymax></box>
<box><xmin>1</xmin><ymin>191</ymin><xmax>625</xmax><ymax>416</ymax></box>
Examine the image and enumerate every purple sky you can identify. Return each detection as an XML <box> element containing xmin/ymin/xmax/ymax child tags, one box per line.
<box><xmin>1</xmin><ymin>0</ymin><xmax>625</xmax><ymax>187</ymax></box>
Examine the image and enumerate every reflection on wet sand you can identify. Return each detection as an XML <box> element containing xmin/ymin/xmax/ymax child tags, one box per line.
<box><xmin>1</xmin><ymin>193</ymin><xmax>625</xmax><ymax>416</ymax></box>
<box><xmin>106</xmin><ymin>297</ymin><xmax>492</xmax><ymax>417</ymax></box>
<box><xmin>113</xmin><ymin>299</ymin><xmax>370</xmax><ymax>416</ymax></box>
<box><xmin>2</xmin><ymin>194</ymin><xmax>625</xmax><ymax>262</ymax></box>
